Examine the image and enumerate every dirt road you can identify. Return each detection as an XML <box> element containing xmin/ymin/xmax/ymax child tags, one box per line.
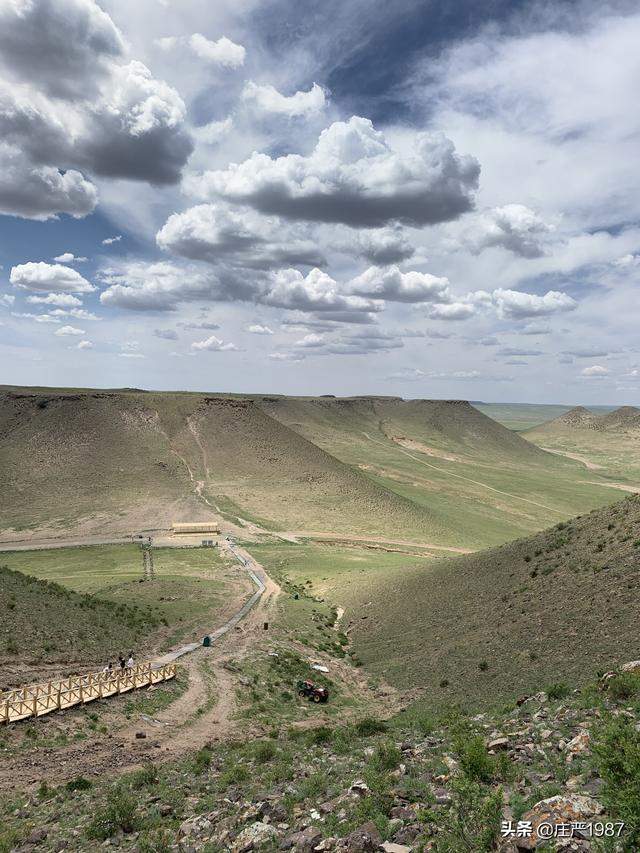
<box><xmin>0</xmin><ymin>544</ymin><xmax>282</xmax><ymax>791</ymax></box>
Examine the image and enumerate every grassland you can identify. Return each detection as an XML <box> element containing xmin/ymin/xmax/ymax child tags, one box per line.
<box><xmin>345</xmin><ymin>494</ymin><xmax>640</xmax><ymax>708</ymax></box>
<box><xmin>0</xmin><ymin>544</ymin><xmax>247</xmax><ymax>667</ymax></box>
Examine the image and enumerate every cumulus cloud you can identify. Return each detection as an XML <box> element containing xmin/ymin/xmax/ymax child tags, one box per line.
<box><xmin>102</xmin><ymin>235</ymin><xmax>122</xmax><ymax>245</ymax></box>
<box><xmin>261</xmin><ymin>267</ymin><xmax>381</xmax><ymax>315</ymax></box>
<box><xmin>54</xmin><ymin>324</ymin><xmax>85</xmax><ymax>336</ymax></box>
<box><xmin>349</xmin><ymin>265</ymin><xmax>451</xmax><ymax>303</ymax></box>
<box><xmin>188</xmin><ymin>34</ymin><xmax>245</xmax><ymax>67</ymax></box>
<box><xmin>10</xmin><ymin>262</ymin><xmax>95</xmax><ymax>293</ymax></box>
<box><xmin>493</xmin><ymin>288</ymin><xmax>577</xmax><ymax>319</ymax></box>
<box><xmin>0</xmin><ymin>0</ymin><xmax>193</xmax><ymax>219</ymax></box>
<box><xmin>582</xmin><ymin>364</ymin><xmax>609</xmax><ymax>377</ymax></box>
<box><xmin>462</xmin><ymin>204</ymin><xmax>553</xmax><ymax>258</ymax></box>
<box><xmin>241</xmin><ymin>81</ymin><xmax>327</xmax><ymax>117</ymax></box>
<box><xmin>426</xmin><ymin>302</ymin><xmax>475</xmax><ymax>320</ymax></box>
<box><xmin>26</xmin><ymin>293</ymin><xmax>82</xmax><ymax>306</ymax></box>
<box><xmin>343</xmin><ymin>226</ymin><xmax>415</xmax><ymax>265</ymax></box>
<box><xmin>189</xmin><ymin>116</ymin><xmax>479</xmax><ymax>227</ymax></box>
<box><xmin>76</xmin><ymin>339</ymin><xmax>93</xmax><ymax>349</ymax></box>
<box><xmin>0</xmin><ymin>294</ymin><xmax>15</xmax><ymax>307</ymax></box>
<box><xmin>191</xmin><ymin>334</ymin><xmax>237</xmax><ymax>352</ymax></box>
<box><xmin>194</xmin><ymin>117</ymin><xmax>234</xmax><ymax>146</ymax></box>
<box><xmin>613</xmin><ymin>253</ymin><xmax>640</xmax><ymax>269</ymax></box>
<box><xmin>246</xmin><ymin>324</ymin><xmax>274</xmax><ymax>335</ymax></box>
<box><xmin>157</xmin><ymin>203</ymin><xmax>326</xmax><ymax>269</ymax></box>
<box><xmin>53</xmin><ymin>252</ymin><xmax>87</xmax><ymax>263</ymax></box>
<box><xmin>0</xmin><ymin>0</ymin><xmax>124</xmax><ymax>100</ymax></box>
<box><xmin>154</xmin><ymin>328</ymin><xmax>178</xmax><ymax>340</ymax></box>
<box><xmin>99</xmin><ymin>261</ymin><xmax>215</xmax><ymax>311</ymax></box>
<box><xmin>12</xmin><ymin>311</ymin><xmax>61</xmax><ymax>324</ymax></box>
<box><xmin>498</xmin><ymin>347</ymin><xmax>543</xmax><ymax>357</ymax></box>
<box><xmin>0</xmin><ymin>146</ymin><xmax>97</xmax><ymax>220</ymax></box>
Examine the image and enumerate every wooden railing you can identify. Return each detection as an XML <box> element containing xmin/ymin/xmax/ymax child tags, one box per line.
<box><xmin>0</xmin><ymin>662</ymin><xmax>176</xmax><ymax>724</ymax></box>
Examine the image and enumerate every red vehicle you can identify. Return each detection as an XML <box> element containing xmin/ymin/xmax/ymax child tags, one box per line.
<box><xmin>297</xmin><ymin>679</ymin><xmax>329</xmax><ymax>703</ymax></box>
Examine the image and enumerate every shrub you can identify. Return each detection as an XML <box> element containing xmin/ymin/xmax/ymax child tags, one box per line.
<box><xmin>592</xmin><ymin>715</ymin><xmax>640</xmax><ymax>846</ymax></box>
<box><xmin>546</xmin><ymin>682</ymin><xmax>570</xmax><ymax>700</ymax></box>
<box><xmin>253</xmin><ymin>740</ymin><xmax>277</xmax><ymax>764</ymax></box>
<box><xmin>478</xmin><ymin>661</ymin><xmax>489</xmax><ymax>672</ymax></box>
<box><xmin>607</xmin><ymin>673</ymin><xmax>640</xmax><ymax>702</ymax></box>
<box><xmin>66</xmin><ymin>776</ymin><xmax>92</xmax><ymax>792</ymax></box>
<box><xmin>192</xmin><ymin>746</ymin><xmax>213</xmax><ymax>774</ymax></box>
<box><xmin>355</xmin><ymin>717</ymin><xmax>388</xmax><ymax>737</ymax></box>
<box><xmin>370</xmin><ymin>741</ymin><xmax>402</xmax><ymax>772</ymax></box>
<box><xmin>130</xmin><ymin>763</ymin><xmax>159</xmax><ymax>789</ymax></box>
<box><xmin>87</xmin><ymin>786</ymin><xmax>139</xmax><ymax>840</ymax></box>
<box><xmin>427</xmin><ymin>777</ymin><xmax>502</xmax><ymax>852</ymax></box>
<box><xmin>453</xmin><ymin>733</ymin><xmax>495</xmax><ymax>783</ymax></box>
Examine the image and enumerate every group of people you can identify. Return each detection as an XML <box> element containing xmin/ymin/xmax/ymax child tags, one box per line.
<box><xmin>101</xmin><ymin>652</ymin><xmax>135</xmax><ymax>675</ymax></box>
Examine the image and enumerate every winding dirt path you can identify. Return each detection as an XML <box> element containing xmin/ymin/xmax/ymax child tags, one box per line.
<box><xmin>0</xmin><ymin>544</ymin><xmax>281</xmax><ymax>792</ymax></box>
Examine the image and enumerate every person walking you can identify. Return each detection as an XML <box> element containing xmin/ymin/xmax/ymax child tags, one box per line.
<box><xmin>118</xmin><ymin>654</ymin><xmax>126</xmax><ymax>670</ymax></box>
<box><xmin>126</xmin><ymin>652</ymin><xmax>134</xmax><ymax>670</ymax></box>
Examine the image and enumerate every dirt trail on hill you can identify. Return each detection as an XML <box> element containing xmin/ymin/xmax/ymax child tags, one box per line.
<box><xmin>539</xmin><ymin>447</ymin><xmax>605</xmax><ymax>470</ymax></box>
<box><xmin>362</xmin><ymin>431</ymin><xmax>566</xmax><ymax>516</ymax></box>
<box><xmin>0</xmin><ymin>545</ymin><xmax>280</xmax><ymax>791</ymax></box>
<box><xmin>282</xmin><ymin>530</ymin><xmax>473</xmax><ymax>554</ymax></box>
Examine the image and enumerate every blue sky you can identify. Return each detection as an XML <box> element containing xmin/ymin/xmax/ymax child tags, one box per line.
<box><xmin>0</xmin><ymin>0</ymin><xmax>639</xmax><ymax>403</ymax></box>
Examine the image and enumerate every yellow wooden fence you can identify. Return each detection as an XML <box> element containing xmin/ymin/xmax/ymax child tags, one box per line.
<box><xmin>0</xmin><ymin>662</ymin><xmax>176</xmax><ymax>724</ymax></box>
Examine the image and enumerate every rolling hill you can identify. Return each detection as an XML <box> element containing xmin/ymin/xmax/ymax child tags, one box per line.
<box><xmin>0</xmin><ymin>388</ymin><xmax>447</xmax><ymax>544</ymax></box>
<box><xmin>346</xmin><ymin>494</ymin><xmax>640</xmax><ymax>707</ymax></box>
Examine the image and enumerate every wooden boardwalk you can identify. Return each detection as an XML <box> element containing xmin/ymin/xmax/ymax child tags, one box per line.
<box><xmin>0</xmin><ymin>662</ymin><xmax>176</xmax><ymax>724</ymax></box>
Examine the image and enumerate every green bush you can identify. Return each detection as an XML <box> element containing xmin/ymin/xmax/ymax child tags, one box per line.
<box><xmin>354</xmin><ymin>717</ymin><xmax>388</xmax><ymax>737</ymax></box>
<box><xmin>547</xmin><ymin>682</ymin><xmax>570</xmax><ymax>700</ymax></box>
<box><xmin>253</xmin><ymin>740</ymin><xmax>278</xmax><ymax>764</ymax></box>
<box><xmin>370</xmin><ymin>741</ymin><xmax>402</xmax><ymax>772</ymax></box>
<box><xmin>130</xmin><ymin>763</ymin><xmax>159</xmax><ymax>789</ymax></box>
<box><xmin>87</xmin><ymin>786</ymin><xmax>139</xmax><ymax>840</ymax></box>
<box><xmin>65</xmin><ymin>776</ymin><xmax>92</xmax><ymax>792</ymax></box>
<box><xmin>453</xmin><ymin>733</ymin><xmax>495</xmax><ymax>784</ymax></box>
<box><xmin>607</xmin><ymin>673</ymin><xmax>640</xmax><ymax>702</ymax></box>
<box><xmin>192</xmin><ymin>746</ymin><xmax>213</xmax><ymax>774</ymax></box>
<box><xmin>592</xmin><ymin>715</ymin><xmax>640</xmax><ymax>847</ymax></box>
<box><xmin>429</xmin><ymin>778</ymin><xmax>502</xmax><ymax>852</ymax></box>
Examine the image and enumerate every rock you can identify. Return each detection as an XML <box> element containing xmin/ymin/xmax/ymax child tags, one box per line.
<box><xmin>433</xmin><ymin>787</ymin><xmax>452</xmax><ymax>806</ymax></box>
<box><xmin>159</xmin><ymin>804</ymin><xmax>173</xmax><ymax>817</ymax></box>
<box><xmin>515</xmin><ymin>794</ymin><xmax>604</xmax><ymax>850</ymax></box>
<box><xmin>442</xmin><ymin>755</ymin><xmax>459</xmax><ymax>773</ymax></box>
<box><xmin>26</xmin><ymin>828</ymin><xmax>47</xmax><ymax>845</ymax></box>
<box><xmin>234</xmin><ymin>821</ymin><xmax>278</xmax><ymax>851</ymax></box>
<box><xmin>349</xmin><ymin>780</ymin><xmax>370</xmax><ymax>797</ymax></box>
<box><xmin>337</xmin><ymin>821</ymin><xmax>382</xmax><ymax>852</ymax></box>
<box><xmin>390</xmin><ymin>806</ymin><xmax>413</xmax><ymax>820</ymax></box>
<box><xmin>135</xmin><ymin>731</ymin><xmax>146</xmax><ymax>739</ymax></box>
<box><xmin>280</xmin><ymin>826</ymin><xmax>322</xmax><ymax>851</ymax></box>
<box><xmin>381</xmin><ymin>844</ymin><xmax>412</xmax><ymax>853</ymax></box>
<box><xmin>565</xmin><ymin>730</ymin><xmax>590</xmax><ymax>756</ymax></box>
<box><xmin>621</xmin><ymin>660</ymin><xmax>640</xmax><ymax>674</ymax></box>
<box><xmin>488</xmin><ymin>737</ymin><xmax>509</xmax><ymax>751</ymax></box>
<box><xmin>179</xmin><ymin>814</ymin><xmax>214</xmax><ymax>840</ymax></box>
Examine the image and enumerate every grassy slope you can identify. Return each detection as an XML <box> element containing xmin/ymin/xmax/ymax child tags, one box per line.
<box><xmin>259</xmin><ymin>396</ymin><xmax>624</xmax><ymax>548</ymax></box>
<box><xmin>345</xmin><ymin>494</ymin><xmax>640</xmax><ymax>707</ymax></box>
<box><xmin>525</xmin><ymin>406</ymin><xmax>640</xmax><ymax>490</ymax></box>
<box><xmin>0</xmin><ymin>565</ymin><xmax>160</xmax><ymax>668</ymax></box>
<box><xmin>0</xmin><ymin>389</ymin><xmax>444</xmax><ymax>543</ymax></box>
<box><xmin>0</xmin><ymin>545</ymin><xmax>245</xmax><ymax>666</ymax></box>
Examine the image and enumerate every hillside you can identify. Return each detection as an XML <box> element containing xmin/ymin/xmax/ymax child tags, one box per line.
<box><xmin>346</xmin><ymin>494</ymin><xmax>640</xmax><ymax>706</ymax></box>
<box><xmin>0</xmin><ymin>389</ymin><xmax>445</xmax><ymax>544</ymax></box>
<box><xmin>528</xmin><ymin>405</ymin><xmax>640</xmax><ymax>435</ymax></box>
<box><xmin>0</xmin><ymin>564</ymin><xmax>160</xmax><ymax>676</ymax></box>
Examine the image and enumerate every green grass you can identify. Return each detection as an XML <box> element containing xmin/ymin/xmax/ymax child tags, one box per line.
<box><xmin>0</xmin><ymin>544</ymin><xmax>244</xmax><ymax>665</ymax></box>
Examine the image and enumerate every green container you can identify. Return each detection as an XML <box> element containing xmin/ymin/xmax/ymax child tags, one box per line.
<box><xmin>203</xmin><ymin>635</ymin><xmax>211</xmax><ymax>647</ymax></box>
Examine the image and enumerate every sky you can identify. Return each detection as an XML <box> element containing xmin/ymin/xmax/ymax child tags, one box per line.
<box><xmin>0</xmin><ymin>0</ymin><xmax>639</xmax><ymax>404</ymax></box>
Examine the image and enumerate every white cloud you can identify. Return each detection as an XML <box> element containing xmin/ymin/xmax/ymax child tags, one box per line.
<box><xmin>10</xmin><ymin>262</ymin><xmax>95</xmax><ymax>293</ymax></box>
<box><xmin>154</xmin><ymin>328</ymin><xmax>178</xmax><ymax>340</ymax></box>
<box><xmin>0</xmin><ymin>293</ymin><xmax>15</xmax><ymax>306</ymax></box>
<box><xmin>189</xmin><ymin>116</ymin><xmax>479</xmax><ymax>227</ymax></box>
<box><xmin>0</xmin><ymin>145</ymin><xmax>97</xmax><ymax>221</ymax></box>
<box><xmin>99</xmin><ymin>261</ymin><xmax>215</xmax><ymax>311</ymax></box>
<box><xmin>426</xmin><ymin>302</ymin><xmax>476</xmax><ymax>320</ymax></box>
<box><xmin>50</xmin><ymin>307</ymin><xmax>99</xmax><ymax>321</ymax></box>
<box><xmin>262</xmin><ymin>267</ymin><xmax>381</xmax><ymax>315</ymax></box>
<box><xmin>247</xmin><ymin>324</ymin><xmax>274</xmax><ymax>335</ymax></box>
<box><xmin>157</xmin><ymin>203</ymin><xmax>325</xmax><ymax>269</ymax></box>
<box><xmin>342</xmin><ymin>226</ymin><xmax>415</xmax><ymax>265</ymax></box>
<box><xmin>582</xmin><ymin>364</ymin><xmax>609</xmax><ymax>377</ymax></box>
<box><xmin>462</xmin><ymin>204</ymin><xmax>553</xmax><ymax>258</ymax></box>
<box><xmin>193</xmin><ymin>117</ymin><xmax>234</xmax><ymax>146</ymax></box>
<box><xmin>241</xmin><ymin>81</ymin><xmax>327</xmax><ymax>117</ymax></box>
<box><xmin>492</xmin><ymin>288</ymin><xmax>577</xmax><ymax>319</ymax></box>
<box><xmin>26</xmin><ymin>293</ymin><xmax>82</xmax><ymax>307</ymax></box>
<box><xmin>76</xmin><ymin>340</ymin><xmax>93</xmax><ymax>350</ymax></box>
<box><xmin>53</xmin><ymin>252</ymin><xmax>87</xmax><ymax>264</ymax></box>
<box><xmin>188</xmin><ymin>34</ymin><xmax>245</xmax><ymax>68</ymax></box>
<box><xmin>614</xmin><ymin>253</ymin><xmax>640</xmax><ymax>269</ymax></box>
<box><xmin>54</xmin><ymin>324</ymin><xmax>85</xmax><ymax>336</ymax></box>
<box><xmin>12</xmin><ymin>311</ymin><xmax>61</xmax><ymax>324</ymax></box>
<box><xmin>349</xmin><ymin>266</ymin><xmax>451</xmax><ymax>304</ymax></box>
<box><xmin>191</xmin><ymin>334</ymin><xmax>238</xmax><ymax>352</ymax></box>
<box><xmin>102</xmin><ymin>235</ymin><xmax>122</xmax><ymax>245</ymax></box>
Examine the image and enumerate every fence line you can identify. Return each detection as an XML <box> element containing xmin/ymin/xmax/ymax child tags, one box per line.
<box><xmin>0</xmin><ymin>662</ymin><xmax>176</xmax><ymax>725</ymax></box>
